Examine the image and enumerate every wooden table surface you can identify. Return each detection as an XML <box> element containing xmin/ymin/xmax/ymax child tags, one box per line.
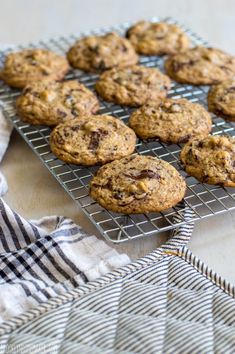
<box><xmin>1</xmin><ymin>0</ymin><xmax>235</xmax><ymax>284</ymax></box>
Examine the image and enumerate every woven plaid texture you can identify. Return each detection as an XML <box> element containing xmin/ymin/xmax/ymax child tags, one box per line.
<box><xmin>0</xmin><ymin>207</ymin><xmax>235</xmax><ymax>353</ymax></box>
<box><xmin>0</xmin><ymin>198</ymin><xmax>129</xmax><ymax>322</ymax></box>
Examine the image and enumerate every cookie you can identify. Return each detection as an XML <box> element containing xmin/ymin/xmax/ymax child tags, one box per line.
<box><xmin>165</xmin><ymin>46</ymin><xmax>235</xmax><ymax>85</ymax></box>
<box><xmin>16</xmin><ymin>80</ymin><xmax>100</xmax><ymax>126</ymax></box>
<box><xmin>208</xmin><ymin>80</ymin><xmax>235</xmax><ymax>121</ymax></box>
<box><xmin>95</xmin><ymin>65</ymin><xmax>171</xmax><ymax>107</ymax></box>
<box><xmin>67</xmin><ymin>32</ymin><xmax>138</xmax><ymax>72</ymax></box>
<box><xmin>50</xmin><ymin>115</ymin><xmax>136</xmax><ymax>165</ymax></box>
<box><xmin>0</xmin><ymin>49</ymin><xmax>69</xmax><ymax>88</ymax></box>
<box><xmin>126</xmin><ymin>21</ymin><xmax>190</xmax><ymax>55</ymax></box>
<box><xmin>180</xmin><ymin>135</ymin><xmax>235</xmax><ymax>186</ymax></box>
<box><xmin>129</xmin><ymin>98</ymin><xmax>212</xmax><ymax>144</ymax></box>
<box><xmin>90</xmin><ymin>154</ymin><xmax>186</xmax><ymax>214</ymax></box>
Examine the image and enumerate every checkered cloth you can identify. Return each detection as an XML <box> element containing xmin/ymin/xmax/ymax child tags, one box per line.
<box><xmin>0</xmin><ymin>108</ymin><xmax>130</xmax><ymax>323</ymax></box>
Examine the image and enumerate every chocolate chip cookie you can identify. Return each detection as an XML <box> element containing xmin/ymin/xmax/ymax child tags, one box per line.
<box><xmin>50</xmin><ymin>115</ymin><xmax>136</xmax><ymax>165</ymax></box>
<box><xmin>90</xmin><ymin>154</ymin><xmax>186</xmax><ymax>214</ymax></box>
<box><xmin>95</xmin><ymin>65</ymin><xmax>171</xmax><ymax>106</ymax></box>
<box><xmin>208</xmin><ymin>80</ymin><xmax>235</xmax><ymax>121</ymax></box>
<box><xmin>67</xmin><ymin>32</ymin><xmax>138</xmax><ymax>72</ymax></box>
<box><xmin>165</xmin><ymin>46</ymin><xmax>235</xmax><ymax>85</ymax></box>
<box><xmin>180</xmin><ymin>135</ymin><xmax>235</xmax><ymax>186</ymax></box>
<box><xmin>0</xmin><ymin>49</ymin><xmax>69</xmax><ymax>88</ymax></box>
<box><xmin>129</xmin><ymin>98</ymin><xmax>212</xmax><ymax>144</ymax></box>
<box><xmin>16</xmin><ymin>80</ymin><xmax>100</xmax><ymax>126</ymax></box>
<box><xmin>126</xmin><ymin>21</ymin><xmax>190</xmax><ymax>55</ymax></box>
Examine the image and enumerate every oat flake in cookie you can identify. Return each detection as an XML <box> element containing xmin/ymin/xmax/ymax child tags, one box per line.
<box><xmin>165</xmin><ymin>46</ymin><xmax>235</xmax><ymax>85</ymax></box>
<box><xmin>50</xmin><ymin>115</ymin><xmax>136</xmax><ymax>166</ymax></box>
<box><xmin>0</xmin><ymin>49</ymin><xmax>69</xmax><ymax>89</ymax></box>
<box><xmin>67</xmin><ymin>32</ymin><xmax>138</xmax><ymax>72</ymax></box>
<box><xmin>208</xmin><ymin>80</ymin><xmax>235</xmax><ymax>121</ymax></box>
<box><xmin>95</xmin><ymin>65</ymin><xmax>171</xmax><ymax>107</ymax></box>
<box><xmin>129</xmin><ymin>98</ymin><xmax>212</xmax><ymax>144</ymax></box>
<box><xmin>90</xmin><ymin>155</ymin><xmax>186</xmax><ymax>214</ymax></box>
<box><xmin>16</xmin><ymin>80</ymin><xmax>100</xmax><ymax>126</ymax></box>
<box><xmin>126</xmin><ymin>21</ymin><xmax>190</xmax><ymax>55</ymax></box>
<box><xmin>180</xmin><ymin>135</ymin><xmax>235</xmax><ymax>187</ymax></box>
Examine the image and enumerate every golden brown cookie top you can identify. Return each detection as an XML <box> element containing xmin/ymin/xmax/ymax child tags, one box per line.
<box><xmin>95</xmin><ymin>65</ymin><xmax>171</xmax><ymax>106</ymax></box>
<box><xmin>208</xmin><ymin>80</ymin><xmax>235</xmax><ymax>120</ymax></box>
<box><xmin>129</xmin><ymin>98</ymin><xmax>212</xmax><ymax>143</ymax></box>
<box><xmin>67</xmin><ymin>32</ymin><xmax>138</xmax><ymax>72</ymax></box>
<box><xmin>165</xmin><ymin>46</ymin><xmax>235</xmax><ymax>85</ymax></box>
<box><xmin>90</xmin><ymin>154</ymin><xmax>186</xmax><ymax>214</ymax></box>
<box><xmin>126</xmin><ymin>21</ymin><xmax>190</xmax><ymax>55</ymax></box>
<box><xmin>50</xmin><ymin>114</ymin><xmax>136</xmax><ymax>165</ymax></box>
<box><xmin>16</xmin><ymin>80</ymin><xmax>99</xmax><ymax>126</ymax></box>
<box><xmin>0</xmin><ymin>49</ymin><xmax>69</xmax><ymax>88</ymax></box>
<box><xmin>180</xmin><ymin>135</ymin><xmax>235</xmax><ymax>186</ymax></box>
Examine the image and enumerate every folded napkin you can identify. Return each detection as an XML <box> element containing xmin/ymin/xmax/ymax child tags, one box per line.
<box><xmin>0</xmin><ymin>107</ymin><xmax>130</xmax><ymax>323</ymax></box>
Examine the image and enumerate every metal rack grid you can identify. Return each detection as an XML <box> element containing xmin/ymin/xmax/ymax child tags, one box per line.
<box><xmin>1</xmin><ymin>17</ymin><xmax>235</xmax><ymax>243</ymax></box>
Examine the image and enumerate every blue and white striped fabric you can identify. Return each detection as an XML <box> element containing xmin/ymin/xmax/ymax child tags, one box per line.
<box><xmin>0</xmin><ymin>198</ymin><xmax>130</xmax><ymax>323</ymax></box>
<box><xmin>0</xmin><ymin>206</ymin><xmax>235</xmax><ymax>354</ymax></box>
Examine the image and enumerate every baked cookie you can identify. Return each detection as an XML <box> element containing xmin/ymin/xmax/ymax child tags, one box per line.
<box><xmin>180</xmin><ymin>135</ymin><xmax>235</xmax><ymax>186</ymax></box>
<box><xmin>95</xmin><ymin>65</ymin><xmax>171</xmax><ymax>106</ymax></box>
<box><xmin>90</xmin><ymin>154</ymin><xmax>186</xmax><ymax>214</ymax></box>
<box><xmin>0</xmin><ymin>49</ymin><xmax>69</xmax><ymax>88</ymax></box>
<box><xmin>16</xmin><ymin>80</ymin><xmax>99</xmax><ymax>126</ymax></box>
<box><xmin>208</xmin><ymin>80</ymin><xmax>235</xmax><ymax>121</ymax></box>
<box><xmin>50</xmin><ymin>115</ymin><xmax>136</xmax><ymax>165</ymax></box>
<box><xmin>129</xmin><ymin>98</ymin><xmax>212</xmax><ymax>144</ymax></box>
<box><xmin>126</xmin><ymin>21</ymin><xmax>190</xmax><ymax>55</ymax></box>
<box><xmin>165</xmin><ymin>46</ymin><xmax>235</xmax><ymax>85</ymax></box>
<box><xmin>67</xmin><ymin>32</ymin><xmax>138</xmax><ymax>72</ymax></box>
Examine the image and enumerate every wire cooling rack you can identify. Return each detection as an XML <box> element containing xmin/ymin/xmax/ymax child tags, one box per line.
<box><xmin>1</xmin><ymin>17</ymin><xmax>235</xmax><ymax>243</ymax></box>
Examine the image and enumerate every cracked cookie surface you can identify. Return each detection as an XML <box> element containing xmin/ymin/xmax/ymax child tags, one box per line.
<box><xmin>90</xmin><ymin>154</ymin><xmax>186</xmax><ymax>214</ymax></box>
<box><xmin>165</xmin><ymin>46</ymin><xmax>235</xmax><ymax>85</ymax></box>
<box><xmin>50</xmin><ymin>114</ymin><xmax>136</xmax><ymax>165</ymax></box>
<box><xmin>180</xmin><ymin>135</ymin><xmax>235</xmax><ymax>186</ymax></box>
<box><xmin>16</xmin><ymin>80</ymin><xmax>100</xmax><ymax>126</ymax></box>
<box><xmin>126</xmin><ymin>21</ymin><xmax>190</xmax><ymax>55</ymax></box>
<box><xmin>95</xmin><ymin>65</ymin><xmax>171</xmax><ymax>106</ymax></box>
<box><xmin>67</xmin><ymin>32</ymin><xmax>138</xmax><ymax>72</ymax></box>
<box><xmin>129</xmin><ymin>98</ymin><xmax>212</xmax><ymax>144</ymax></box>
<box><xmin>208</xmin><ymin>80</ymin><xmax>235</xmax><ymax>121</ymax></box>
<box><xmin>0</xmin><ymin>49</ymin><xmax>69</xmax><ymax>88</ymax></box>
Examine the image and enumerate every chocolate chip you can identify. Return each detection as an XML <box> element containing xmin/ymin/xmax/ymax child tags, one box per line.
<box><xmin>198</xmin><ymin>141</ymin><xmax>204</xmax><ymax>148</ymax></box>
<box><xmin>55</xmin><ymin>132</ymin><xmax>65</xmax><ymax>145</ymax></box>
<box><xmin>224</xmin><ymin>86</ymin><xmax>235</xmax><ymax>94</ymax></box>
<box><xmin>124</xmin><ymin>169</ymin><xmax>160</xmax><ymax>180</ymax></box>
<box><xmin>232</xmin><ymin>161</ymin><xmax>235</xmax><ymax>168</ymax></box>
<box><xmin>172</xmin><ymin>59</ymin><xmax>198</xmax><ymax>72</ymax></box>
<box><xmin>71</xmin><ymin>125</ymin><xmax>81</xmax><ymax>132</ymax></box>
<box><xmin>88</xmin><ymin>127</ymin><xmax>108</xmax><ymax>151</ymax></box>
<box><xmin>121</xmin><ymin>44</ymin><xmax>128</xmax><ymax>52</ymax></box>
<box><xmin>178</xmin><ymin>134</ymin><xmax>191</xmax><ymax>143</ymax></box>
<box><xmin>113</xmin><ymin>191</ymin><xmax>125</xmax><ymax>199</ymax></box>
<box><xmin>97</xmin><ymin>60</ymin><xmax>106</xmax><ymax>70</ymax></box>
<box><xmin>57</xmin><ymin>109</ymin><xmax>67</xmax><ymax>118</ymax></box>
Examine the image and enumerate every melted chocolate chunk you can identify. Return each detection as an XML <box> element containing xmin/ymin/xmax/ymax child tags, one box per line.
<box><xmin>88</xmin><ymin>129</ymin><xmax>108</xmax><ymax>151</ymax></box>
<box><xmin>178</xmin><ymin>134</ymin><xmax>191</xmax><ymax>144</ymax></box>
<box><xmin>172</xmin><ymin>59</ymin><xmax>198</xmax><ymax>72</ymax></box>
<box><xmin>97</xmin><ymin>60</ymin><xmax>107</xmax><ymax>70</ymax></box>
<box><xmin>57</xmin><ymin>109</ymin><xmax>67</xmax><ymax>118</ymax></box>
<box><xmin>224</xmin><ymin>86</ymin><xmax>235</xmax><ymax>94</ymax></box>
<box><xmin>124</xmin><ymin>169</ymin><xmax>160</xmax><ymax>180</ymax></box>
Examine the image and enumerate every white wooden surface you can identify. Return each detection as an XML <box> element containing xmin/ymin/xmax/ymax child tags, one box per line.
<box><xmin>1</xmin><ymin>0</ymin><xmax>235</xmax><ymax>283</ymax></box>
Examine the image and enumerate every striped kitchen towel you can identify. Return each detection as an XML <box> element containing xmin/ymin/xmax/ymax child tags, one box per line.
<box><xmin>0</xmin><ymin>106</ymin><xmax>130</xmax><ymax>324</ymax></box>
<box><xmin>0</xmin><ymin>198</ymin><xmax>130</xmax><ymax>323</ymax></box>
